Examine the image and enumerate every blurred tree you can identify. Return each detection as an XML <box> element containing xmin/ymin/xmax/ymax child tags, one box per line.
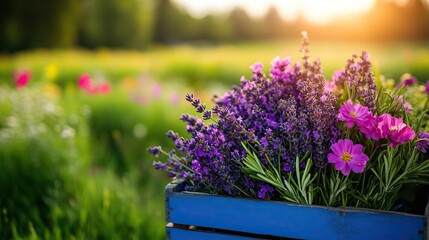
<box><xmin>78</xmin><ymin>0</ymin><xmax>153</xmax><ymax>49</ymax></box>
<box><xmin>198</xmin><ymin>15</ymin><xmax>233</xmax><ymax>43</ymax></box>
<box><xmin>153</xmin><ymin>0</ymin><xmax>184</xmax><ymax>43</ymax></box>
<box><xmin>262</xmin><ymin>7</ymin><xmax>290</xmax><ymax>39</ymax></box>
<box><xmin>0</xmin><ymin>0</ymin><xmax>80</xmax><ymax>52</ymax></box>
<box><xmin>229</xmin><ymin>8</ymin><xmax>261</xmax><ymax>41</ymax></box>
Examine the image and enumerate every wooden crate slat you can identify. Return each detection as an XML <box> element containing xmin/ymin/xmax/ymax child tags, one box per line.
<box><xmin>166</xmin><ymin>181</ymin><xmax>425</xmax><ymax>239</ymax></box>
<box><xmin>166</xmin><ymin>227</ymin><xmax>262</xmax><ymax>240</ymax></box>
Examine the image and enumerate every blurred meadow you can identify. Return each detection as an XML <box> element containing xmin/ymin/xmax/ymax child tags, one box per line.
<box><xmin>1</xmin><ymin>0</ymin><xmax>429</xmax><ymax>239</ymax></box>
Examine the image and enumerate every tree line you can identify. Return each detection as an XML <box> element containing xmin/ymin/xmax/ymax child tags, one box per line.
<box><xmin>1</xmin><ymin>0</ymin><xmax>428</xmax><ymax>52</ymax></box>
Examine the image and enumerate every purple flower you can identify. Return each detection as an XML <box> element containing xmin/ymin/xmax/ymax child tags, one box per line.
<box><xmin>270</xmin><ymin>56</ymin><xmax>292</xmax><ymax>81</ymax></box>
<box><xmin>250</xmin><ymin>62</ymin><xmax>264</xmax><ymax>76</ymax></box>
<box><xmin>377</xmin><ymin>114</ymin><xmax>416</xmax><ymax>148</ymax></box>
<box><xmin>148</xmin><ymin>146</ymin><xmax>161</xmax><ymax>157</ymax></box>
<box><xmin>333</xmin><ymin>51</ymin><xmax>377</xmax><ymax>111</ymax></box>
<box><xmin>338</xmin><ymin>100</ymin><xmax>371</xmax><ymax>129</ymax></box>
<box><xmin>153</xmin><ymin>161</ymin><xmax>167</xmax><ymax>170</ymax></box>
<box><xmin>324</xmin><ymin>81</ymin><xmax>336</xmax><ymax>93</ymax></box>
<box><xmin>257</xmin><ymin>184</ymin><xmax>274</xmax><ymax>199</ymax></box>
<box><xmin>332</xmin><ymin>70</ymin><xmax>345</xmax><ymax>87</ymax></box>
<box><xmin>396</xmin><ymin>74</ymin><xmax>417</xmax><ymax>89</ymax></box>
<box><xmin>417</xmin><ymin>131</ymin><xmax>429</xmax><ymax>153</ymax></box>
<box><xmin>327</xmin><ymin>139</ymin><xmax>369</xmax><ymax>176</ymax></box>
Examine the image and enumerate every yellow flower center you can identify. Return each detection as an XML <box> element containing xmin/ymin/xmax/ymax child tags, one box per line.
<box><xmin>350</xmin><ymin>111</ymin><xmax>357</xmax><ymax>118</ymax></box>
<box><xmin>341</xmin><ymin>152</ymin><xmax>352</xmax><ymax>162</ymax></box>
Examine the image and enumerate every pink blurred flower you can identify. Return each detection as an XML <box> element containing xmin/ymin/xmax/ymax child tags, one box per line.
<box><xmin>328</xmin><ymin>139</ymin><xmax>369</xmax><ymax>176</ymax></box>
<box><xmin>14</xmin><ymin>70</ymin><xmax>31</xmax><ymax>88</ymax></box>
<box><xmin>97</xmin><ymin>82</ymin><xmax>111</xmax><ymax>94</ymax></box>
<box><xmin>151</xmin><ymin>83</ymin><xmax>162</xmax><ymax>98</ymax></box>
<box><xmin>78</xmin><ymin>74</ymin><xmax>92</xmax><ymax>91</ymax></box>
<box><xmin>377</xmin><ymin>114</ymin><xmax>415</xmax><ymax>148</ymax></box>
<box><xmin>78</xmin><ymin>74</ymin><xmax>110</xmax><ymax>95</ymax></box>
<box><xmin>338</xmin><ymin>100</ymin><xmax>371</xmax><ymax>128</ymax></box>
<box><xmin>170</xmin><ymin>92</ymin><xmax>181</xmax><ymax>106</ymax></box>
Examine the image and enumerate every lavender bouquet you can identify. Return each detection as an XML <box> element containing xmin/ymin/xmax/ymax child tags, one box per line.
<box><xmin>149</xmin><ymin>33</ymin><xmax>429</xmax><ymax>213</ymax></box>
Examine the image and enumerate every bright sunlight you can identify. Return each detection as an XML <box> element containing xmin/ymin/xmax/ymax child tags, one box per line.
<box><xmin>174</xmin><ymin>0</ymin><xmax>375</xmax><ymax>24</ymax></box>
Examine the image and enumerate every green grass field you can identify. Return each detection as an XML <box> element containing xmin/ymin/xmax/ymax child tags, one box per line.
<box><xmin>0</xmin><ymin>40</ymin><xmax>428</xmax><ymax>239</ymax></box>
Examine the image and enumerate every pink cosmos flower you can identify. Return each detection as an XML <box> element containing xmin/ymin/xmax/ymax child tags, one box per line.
<box><xmin>328</xmin><ymin>139</ymin><xmax>369</xmax><ymax>176</ymax></box>
<box><xmin>357</xmin><ymin>113</ymin><xmax>382</xmax><ymax>140</ymax></box>
<box><xmin>14</xmin><ymin>70</ymin><xmax>31</xmax><ymax>88</ymax></box>
<box><xmin>338</xmin><ymin>100</ymin><xmax>371</xmax><ymax>128</ymax></box>
<box><xmin>376</xmin><ymin>114</ymin><xmax>415</xmax><ymax>148</ymax></box>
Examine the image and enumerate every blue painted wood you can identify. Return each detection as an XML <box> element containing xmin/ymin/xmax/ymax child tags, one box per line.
<box><xmin>167</xmin><ymin>227</ymin><xmax>261</xmax><ymax>240</ymax></box>
<box><xmin>165</xmin><ymin>181</ymin><xmax>426</xmax><ymax>240</ymax></box>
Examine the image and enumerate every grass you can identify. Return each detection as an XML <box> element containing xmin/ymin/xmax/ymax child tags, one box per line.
<box><xmin>1</xmin><ymin>40</ymin><xmax>428</xmax><ymax>90</ymax></box>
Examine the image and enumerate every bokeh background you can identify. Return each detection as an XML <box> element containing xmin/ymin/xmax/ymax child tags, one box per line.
<box><xmin>1</xmin><ymin>0</ymin><xmax>429</xmax><ymax>239</ymax></box>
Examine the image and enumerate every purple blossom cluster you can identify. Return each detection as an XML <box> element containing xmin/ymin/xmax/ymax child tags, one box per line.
<box><xmin>417</xmin><ymin>131</ymin><xmax>429</xmax><ymax>153</ymax></box>
<box><xmin>149</xmin><ymin>34</ymin><xmax>339</xmax><ymax>199</ymax></box>
<box><xmin>332</xmin><ymin>51</ymin><xmax>377</xmax><ymax>112</ymax></box>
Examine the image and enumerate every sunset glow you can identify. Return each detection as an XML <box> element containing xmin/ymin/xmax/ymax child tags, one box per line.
<box><xmin>174</xmin><ymin>0</ymin><xmax>375</xmax><ymax>24</ymax></box>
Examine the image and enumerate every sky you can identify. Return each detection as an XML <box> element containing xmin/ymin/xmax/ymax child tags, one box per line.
<box><xmin>173</xmin><ymin>0</ymin><xmax>376</xmax><ymax>24</ymax></box>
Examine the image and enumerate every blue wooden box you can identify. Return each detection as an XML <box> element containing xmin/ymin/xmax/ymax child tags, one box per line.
<box><xmin>165</xmin><ymin>180</ymin><xmax>429</xmax><ymax>240</ymax></box>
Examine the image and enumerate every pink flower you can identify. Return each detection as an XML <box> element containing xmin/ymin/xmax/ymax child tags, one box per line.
<box><xmin>14</xmin><ymin>70</ymin><xmax>31</xmax><ymax>88</ymax></box>
<box><xmin>403</xmin><ymin>102</ymin><xmax>412</xmax><ymax>114</ymax></box>
<box><xmin>97</xmin><ymin>82</ymin><xmax>110</xmax><ymax>94</ymax></box>
<box><xmin>358</xmin><ymin>113</ymin><xmax>382</xmax><ymax>140</ymax></box>
<box><xmin>328</xmin><ymin>139</ymin><xmax>369</xmax><ymax>176</ymax></box>
<box><xmin>151</xmin><ymin>83</ymin><xmax>162</xmax><ymax>98</ymax></box>
<box><xmin>78</xmin><ymin>74</ymin><xmax>92</xmax><ymax>91</ymax></box>
<box><xmin>394</xmin><ymin>96</ymin><xmax>412</xmax><ymax>114</ymax></box>
<box><xmin>338</xmin><ymin>100</ymin><xmax>371</xmax><ymax>128</ymax></box>
<box><xmin>377</xmin><ymin>114</ymin><xmax>415</xmax><ymax>148</ymax></box>
<box><xmin>78</xmin><ymin>74</ymin><xmax>110</xmax><ymax>95</ymax></box>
